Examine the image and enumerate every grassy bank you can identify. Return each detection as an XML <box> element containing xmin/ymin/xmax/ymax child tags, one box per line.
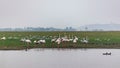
<box><xmin>0</xmin><ymin>31</ymin><xmax>119</xmax><ymax>50</ymax></box>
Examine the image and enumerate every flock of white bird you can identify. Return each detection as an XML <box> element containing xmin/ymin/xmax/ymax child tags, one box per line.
<box><xmin>19</xmin><ymin>34</ymin><xmax>89</xmax><ymax>45</ymax></box>
<box><xmin>0</xmin><ymin>34</ymin><xmax>112</xmax><ymax>45</ymax></box>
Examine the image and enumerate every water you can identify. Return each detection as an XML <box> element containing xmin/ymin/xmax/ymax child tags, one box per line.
<box><xmin>0</xmin><ymin>48</ymin><xmax>120</xmax><ymax>68</ymax></box>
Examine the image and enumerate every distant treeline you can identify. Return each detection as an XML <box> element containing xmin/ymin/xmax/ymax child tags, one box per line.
<box><xmin>0</xmin><ymin>27</ymin><xmax>76</xmax><ymax>31</ymax></box>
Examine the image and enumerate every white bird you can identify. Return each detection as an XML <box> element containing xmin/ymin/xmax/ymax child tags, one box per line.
<box><xmin>20</xmin><ymin>38</ymin><xmax>26</xmax><ymax>42</ymax></box>
<box><xmin>81</xmin><ymin>39</ymin><xmax>88</xmax><ymax>43</ymax></box>
<box><xmin>38</xmin><ymin>39</ymin><xmax>46</xmax><ymax>44</ymax></box>
<box><xmin>62</xmin><ymin>37</ymin><xmax>69</xmax><ymax>42</ymax></box>
<box><xmin>34</xmin><ymin>40</ymin><xmax>37</xmax><ymax>43</ymax></box>
<box><xmin>41</xmin><ymin>40</ymin><xmax>46</xmax><ymax>43</ymax></box>
<box><xmin>1</xmin><ymin>37</ymin><xmax>6</xmax><ymax>40</ymax></box>
<box><xmin>73</xmin><ymin>39</ymin><xmax>77</xmax><ymax>43</ymax></box>
<box><xmin>55</xmin><ymin>34</ymin><xmax>61</xmax><ymax>44</ymax></box>
<box><xmin>56</xmin><ymin>38</ymin><xmax>61</xmax><ymax>44</ymax></box>
<box><xmin>33</xmin><ymin>40</ymin><xmax>40</xmax><ymax>44</ymax></box>
<box><xmin>74</xmin><ymin>36</ymin><xmax>78</xmax><ymax>40</ymax></box>
<box><xmin>51</xmin><ymin>38</ymin><xmax>56</xmax><ymax>42</ymax></box>
<box><xmin>68</xmin><ymin>35</ymin><xmax>73</xmax><ymax>42</ymax></box>
<box><xmin>25</xmin><ymin>39</ymin><xmax>32</xmax><ymax>44</ymax></box>
<box><xmin>72</xmin><ymin>36</ymin><xmax>79</xmax><ymax>43</ymax></box>
<box><xmin>81</xmin><ymin>37</ymin><xmax>89</xmax><ymax>44</ymax></box>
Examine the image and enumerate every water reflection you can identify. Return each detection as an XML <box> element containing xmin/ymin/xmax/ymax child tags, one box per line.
<box><xmin>0</xmin><ymin>49</ymin><xmax>120</xmax><ymax>68</ymax></box>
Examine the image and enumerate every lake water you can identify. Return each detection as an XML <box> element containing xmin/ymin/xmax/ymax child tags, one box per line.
<box><xmin>0</xmin><ymin>48</ymin><xmax>120</xmax><ymax>68</ymax></box>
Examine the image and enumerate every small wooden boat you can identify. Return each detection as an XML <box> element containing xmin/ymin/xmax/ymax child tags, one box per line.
<box><xmin>103</xmin><ymin>52</ymin><xmax>111</xmax><ymax>55</ymax></box>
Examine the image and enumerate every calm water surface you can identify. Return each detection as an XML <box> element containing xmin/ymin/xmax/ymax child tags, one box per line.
<box><xmin>0</xmin><ymin>48</ymin><xmax>120</xmax><ymax>68</ymax></box>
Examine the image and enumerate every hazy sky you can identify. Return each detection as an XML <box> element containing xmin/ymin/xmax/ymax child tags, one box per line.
<box><xmin>0</xmin><ymin>0</ymin><xmax>120</xmax><ymax>28</ymax></box>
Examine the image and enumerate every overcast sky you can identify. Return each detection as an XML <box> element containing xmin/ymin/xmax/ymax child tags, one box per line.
<box><xmin>0</xmin><ymin>0</ymin><xmax>120</xmax><ymax>28</ymax></box>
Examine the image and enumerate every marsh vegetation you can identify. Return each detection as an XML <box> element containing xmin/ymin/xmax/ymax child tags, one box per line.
<box><xmin>0</xmin><ymin>31</ymin><xmax>119</xmax><ymax>49</ymax></box>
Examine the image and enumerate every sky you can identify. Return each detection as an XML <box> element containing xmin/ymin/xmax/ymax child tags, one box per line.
<box><xmin>0</xmin><ymin>0</ymin><xmax>120</xmax><ymax>28</ymax></box>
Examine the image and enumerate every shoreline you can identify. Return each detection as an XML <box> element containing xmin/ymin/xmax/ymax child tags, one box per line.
<box><xmin>0</xmin><ymin>44</ymin><xmax>120</xmax><ymax>50</ymax></box>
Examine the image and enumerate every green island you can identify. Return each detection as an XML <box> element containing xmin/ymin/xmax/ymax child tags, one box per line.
<box><xmin>0</xmin><ymin>31</ymin><xmax>120</xmax><ymax>50</ymax></box>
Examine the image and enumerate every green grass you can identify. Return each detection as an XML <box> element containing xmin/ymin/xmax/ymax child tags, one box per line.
<box><xmin>0</xmin><ymin>31</ymin><xmax>119</xmax><ymax>49</ymax></box>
